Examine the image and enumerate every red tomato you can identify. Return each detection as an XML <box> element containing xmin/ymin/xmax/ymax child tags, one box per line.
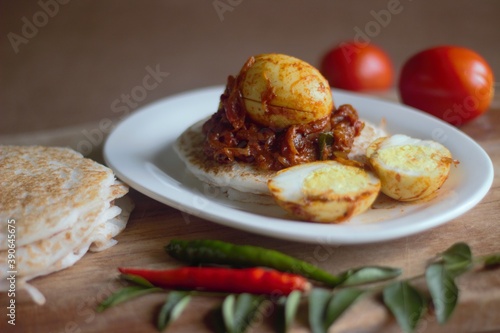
<box><xmin>320</xmin><ymin>41</ymin><xmax>393</xmax><ymax>91</ymax></box>
<box><xmin>398</xmin><ymin>46</ymin><xmax>494</xmax><ymax>126</ymax></box>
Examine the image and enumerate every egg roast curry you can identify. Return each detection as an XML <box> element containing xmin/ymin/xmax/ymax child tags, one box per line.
<box><xmin>201</xmin><ymin>54</ymin><xmax>364</xmax><ymax>171</ymax></box>
<box><xmin>177</xmin><ymin>53</ymin><xmax>454</xmax><ymax>223</ymax></box>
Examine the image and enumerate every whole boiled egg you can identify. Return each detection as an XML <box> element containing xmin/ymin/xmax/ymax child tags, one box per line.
<box><xmin>366</xmin><ymin>134</ymin><xmax>454</xmax><ymax>201</ymax></box>
<box><xmin>240</xmin><ymin>54</ymin><xmax>334</xmax><ymax>129</ymax></box>
<box><xmin>267</xmin><ymin>161</ymin><xmax>381</xmax><ymax>223</ymax></box>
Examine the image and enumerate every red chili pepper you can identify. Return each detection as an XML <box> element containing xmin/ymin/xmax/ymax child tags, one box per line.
<box><xmin>118</xmin><ymin>267</ymin><xmax>311</xmax><ymax>295</ymax></box>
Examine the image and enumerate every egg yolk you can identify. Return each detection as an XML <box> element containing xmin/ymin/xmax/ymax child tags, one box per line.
<box><xmin>376</xmin><ymin>145</ymin><xmax>442</xmax><ymax>174</ymax></box>
<box><xmin>302</xmin><ymin>165</ymin><xmax>370</xmax><ymax>198</ymax></box>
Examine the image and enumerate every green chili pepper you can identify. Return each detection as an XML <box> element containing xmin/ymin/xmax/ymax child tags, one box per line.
<box><xmin>318</xmin><ymin>132</ymin><xmax>334</xmax><ymax>160</ymax></box>
<box><xmin>165</xmin><ymin>239</ymin><xmax>342</xmax><ymax>286</ymax></box>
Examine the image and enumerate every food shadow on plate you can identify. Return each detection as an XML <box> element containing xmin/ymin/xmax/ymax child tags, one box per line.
<box><xmin>148</xmin><ymin>142</ymin><xmax>289</xmax><ymax>219</ymax></box>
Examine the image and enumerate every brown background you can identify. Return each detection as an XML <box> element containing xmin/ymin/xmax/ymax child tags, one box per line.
<box><xmin>2</xmin><ymin>0</ymin><xmax>500</xmax><ymax>136</ymax></box>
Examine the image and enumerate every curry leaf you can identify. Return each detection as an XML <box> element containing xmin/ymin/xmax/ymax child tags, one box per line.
<box><xmin>318</xmin><ymin>132</ymin><xmax>334</xmax><ymax>160</ymax></box>
<box><xmin>324</xmin><ymin>288</ymin><xmax>364</xmax><ymax>328</ymax></box>
<box><xmin>383</xmin><ymin>281</ymin><xmax>427</xmax><ymax>333</ymax></box>
<box><xmin>483</xmin><ymin>254</ymin><xmax>500</xmax><ymax>268</ymax></box>
<box><xmin>440</xmin><ymin>242</ymin><xmax>472</xmax><ymax>277</ymax></box>
<box><xmin>222</xmin><ymin>293</ymin><xmax>265</xmax><ymax>333</ymax></box>
<box><xmin>120</xmin><ymin>273</ymin><xmax>156</xmax><ymax>288</ymax></box>
<box><xmin>96</xmin><ymin>286</ymin><xmax>162</xmax><ymax>312</ymax></box>
<box><xmin>222</xmin><ymin>294</ymin><xmax>237</xmax><ymax>332</ymax></box>
<box><xmin>425</xmin><ymin>263</ymin><xmax>458</xmax><ymax>324</ymax></box>
<box><xmin>157</xmin><ymin>291</ymin><xmax>191</xmax><ymax>331</ymax></box>
<box><xmin>339</xmin><ymin>266</ymin><xmax>402</xmax><ymax>286</ymax></box>
<box><xmin>276</xmin><ymin>291</ymin><xmax>302</xmax><ymax>333</ymax></box>
<box><xmin>308</xmin><ymin>288</ymin><xmax>332</xmax><ymax>333</ymax></box>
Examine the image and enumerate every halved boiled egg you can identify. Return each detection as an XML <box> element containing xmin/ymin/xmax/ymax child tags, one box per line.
<box><xmin>267</xmin><ymin>161</ymin><xmax>381</xmax><ymax>223</ymax></box>
<box><xmin>366</xmin><ymin>134</ymin><xmax>453</xmax><ymax>201</ymax></box>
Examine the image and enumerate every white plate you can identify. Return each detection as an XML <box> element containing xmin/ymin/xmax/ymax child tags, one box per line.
<box><xmin>104</xmin><ymin>86</ymin><xmax>494</xmax><ymax>245</ymax></box>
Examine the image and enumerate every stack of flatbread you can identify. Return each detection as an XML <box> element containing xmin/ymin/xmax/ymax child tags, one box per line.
<box><xmin>0</xmin><ymin>146</ymin><xmax>133</xmax><ymax>304</ymax></box>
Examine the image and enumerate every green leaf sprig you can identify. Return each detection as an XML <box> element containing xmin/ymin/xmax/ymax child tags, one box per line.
<box><xmin>483</xmin><ymin>254</ymin><xmax>500</xmax><ymax>268</ymax></box>
<box><xmin>157</xmin><ymin>291</ymin><xmax>191</xmax><ymax>331</ymax></box>
<box><xmin>383</xmin><ymin>281</ymin><xmax>427</xmax><ymax>332</ymax></box>
<box><xmin>309</xmin><ymin>288</ymin><xmax>364</xmax><ymax>333</ymax></box>
<box><xmin>97</xmin><ymin>242</ymin><xmax>500</xmax><ymax>333</ymax></box>
<box><xmin>96</xmin><ymin>285</ymin><xmax>163</xmax><ymax>312</ymax></box>
<box><xmin>275</xmin><ymin>291</ymin><xmax>302</xmax><ymax>333</ymax></box>
<box><xmin>425</xmin><ymin>242</ymin><xmax>473</xmax><ymax>324</ymax></box>
<box><xmin>339</xmin><ymin>266</ymin><xmax>402</xmax><ymax>286</ymax></box>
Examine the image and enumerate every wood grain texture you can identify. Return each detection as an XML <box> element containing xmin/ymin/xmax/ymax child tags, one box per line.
<box><xmin>1</xmin><ymin>107</ymin><xmax>499</xmax><ymax>333</ymax></box>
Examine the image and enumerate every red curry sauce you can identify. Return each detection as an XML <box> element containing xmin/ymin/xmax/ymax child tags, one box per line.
<box><xmin>202</xmin><ymin>74</ymin><xmax>364</xmax><ymax>171</ymax></box>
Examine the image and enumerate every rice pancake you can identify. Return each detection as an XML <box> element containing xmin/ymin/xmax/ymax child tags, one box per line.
<box><xmin>174</xmin><ymin>118</ymin><xmax>387</xmax><ymax>203</ymax></box>
<box><xmin>0</xmin><ymin>145</ymin><xmax>133</xmax><ymax>304</ymax></box>
<box><xmin>0</xmin><ymin>196</ymin><xmax>133</xmax><ymax>305</ymax></box>
<box><xmin>0</xmin><ymin>146</ymin><xmax>117</xmax><ymax>249</ymax></box>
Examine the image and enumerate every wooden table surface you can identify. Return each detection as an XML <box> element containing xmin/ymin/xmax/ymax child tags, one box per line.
<box><xmin>2</xmin><ymin>92</ymin><xmax>499</xmax><ymax>333</ymax></box>
<box><xmin>2</xmin><ymin>2</ymin><xmax>500</xmax><ymax>332</ymax></box>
